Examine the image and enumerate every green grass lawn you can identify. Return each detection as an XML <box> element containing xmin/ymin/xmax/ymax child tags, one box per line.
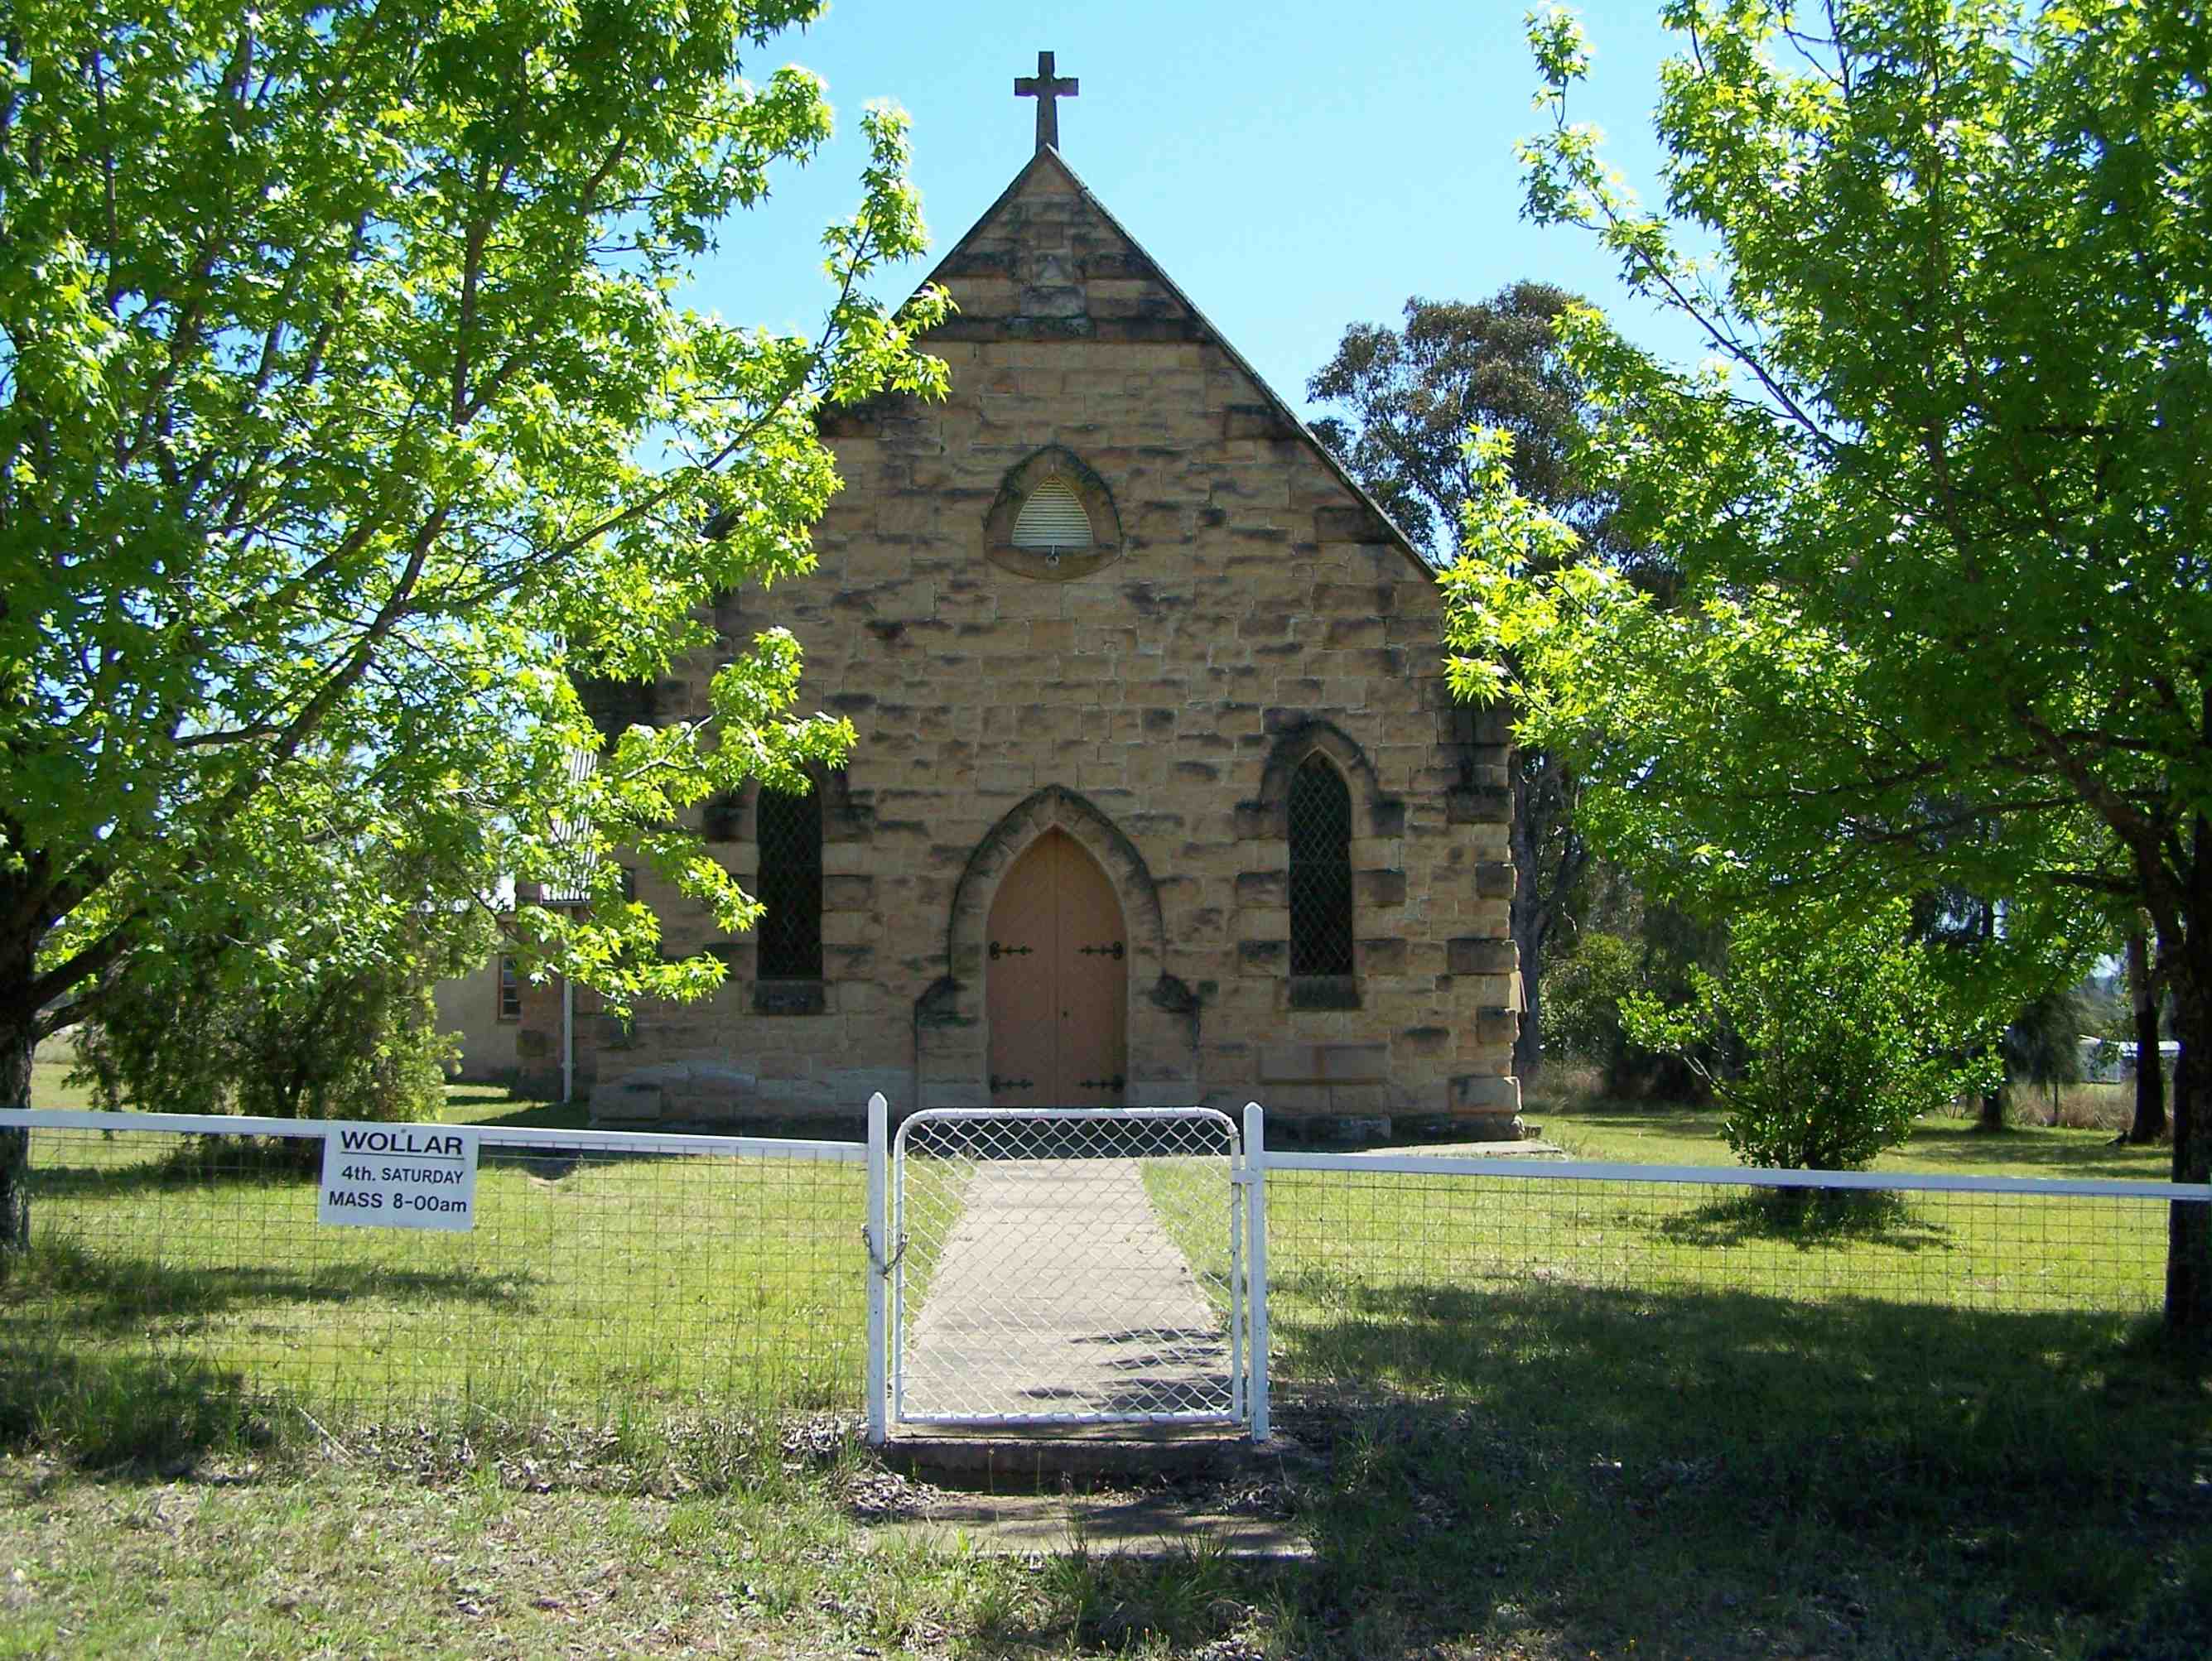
<box><xmin>1236</xmin><ymin>1100</ymin><xmax>2205</xmax><ymax>1657</ymax></box>
<box><xmin>0</xmin><ymin>1447</ymin><xmax>1320</xmax><ymax>1660</ymax></box>
<box><xmin>1133</xmin><ymin>1095</ymin><xmax>2211</xmax><ymax>1657</ymax></box>
<box><xmin>23</xmin><ymin>1057</ymin><xmax>94</xmax><ymax>1112</ymax></box>
<box><xmin>0</xmin><ymin>1078</ymin><xmax>906</xmax><ymax>1456</ymax></box>
<box><xmin>4</xmin><ymin>1082</ymin><xmax>2208</xmax><ymax>1657</ymax></box>
<box><xmin>1533</xmin><ymin>1090</ymin><xmax>2176</xmax><ymax>1182</ymax></box>
<box><xmin>0</xmin><ymin>1118</ymin><xmax>865</xmax><ymax>1459</ymax></box>
<box><xmin>1263</xmin><ymin>1284</ymin><xmax>2210</xmax><ymax>1659</ymax></box>
<box><xmin>1144</xmin><ymin>1090</ymin><xmax>2185</xmax><ymax>1365</ymax></box>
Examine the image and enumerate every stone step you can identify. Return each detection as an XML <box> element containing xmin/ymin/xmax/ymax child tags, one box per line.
<box><xmin>882</xmin><ymin>1421</ymin><xmax>1304</xmax><ymax>1489</ymax></box>
<box><xmin>860</xmin><ymin>1487</ymin><xmax>1312</xmax><ymax>1558</ymax></box>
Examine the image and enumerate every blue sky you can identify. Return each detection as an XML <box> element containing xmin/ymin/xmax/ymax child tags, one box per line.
<box><xmin>683</xmin><ymin>1</ymin><xmax>1713</xmax><ymax>422</ymax></box>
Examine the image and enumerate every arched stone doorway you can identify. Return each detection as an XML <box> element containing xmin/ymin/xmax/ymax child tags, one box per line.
<box><xmin>914</xmin><ymin>786</ymin><xmax>1197</xmax><ymax>1112</ymax></box>
<box><xmin>985</xmin><ymin>830</ymin><xmax>1129</xmax><ymax>1105</ymax></box>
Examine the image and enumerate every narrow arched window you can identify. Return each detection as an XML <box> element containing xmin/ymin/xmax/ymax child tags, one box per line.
<box><xmin>1288</xmin><ymin>755</ymin><xmax>1354</xmax><ymax>977</ymax></box>
<box><xmin>754</xmin><ymin>783</ymin><xmax>822</xmax><ymax>980</ymax></box>
<box><xmin>1011</xmin><ymin>479</ymin><xmax>1092</xmax><ymax>550</ymax></box>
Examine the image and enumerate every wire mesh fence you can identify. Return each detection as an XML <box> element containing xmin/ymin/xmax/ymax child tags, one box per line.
<box><xmin>4</xmin><ymin>1106</ymin><xmax>2202</xmax><ymax>1448</ymax></box>
<box><xmin>1258</xmin><ymin>1153</ymin><xmax>2205</xmax><ymax>1407</ymax></box>
<box><xmin>890</xmin><ymin>1108</ymin><xmax>1245</xmax><ymax>1425</ymax></box>
<box><xmin>0</xmin><ymin>1114</ymin><xmax>865</xmax><ymax>1438</ymax></box>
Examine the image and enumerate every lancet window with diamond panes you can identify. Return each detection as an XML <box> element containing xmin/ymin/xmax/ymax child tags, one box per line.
<box><xmin>754</xmin><ymin>783</ymin><xmax>823</xmax><ymax>980</ymax></box>
<box><xmin>1288</xmin><ymin>755</ymin><xmax>1354</xmax><ymax>977</ymax></box>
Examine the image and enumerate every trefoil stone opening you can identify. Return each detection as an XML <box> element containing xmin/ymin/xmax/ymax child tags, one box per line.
<box><xmin>983</xmin><ymin>445</ymin><xmax>1123</xmax><ymax>580</ymax></box>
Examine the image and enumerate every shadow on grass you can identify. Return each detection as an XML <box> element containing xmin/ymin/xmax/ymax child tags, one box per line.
<box><xmin>458</xmin><ymin>1097</ymin><xmax>594</xmax><ymax>1133</ymax></box>
<box><xmin>860</xmin><ymin>1282</ymin><xmax>2212</xmax><ymax>1659</ymax></box>
<box><xmin>5</xmin><ymin>1252</ymin><xmax>2209</xmax><ymax>1656</ymax></box>
<box><xmin>7</xmin><ymin>1236</ymin><xmax>538</xmax><ymax>1335</ymax></box>
<box><xmin>1533</xmin><ymin>1099</ymin><xmax>1728</xmax><ymax>1135</ymax></box>
<box><xmin>1254</xmin><ymin>1278</ymin><xmax>2212</xmax><ymax>1657</ymax></box>
<box><xmin>26</xmin><ymin>1132</ymin><xmax>324</xmax><ymax>1200</ymax></box>
<box><xmin>0</xmin><ymin>1346</ymin><xmax>269</xmax><ymax>1470</ymax></box>
<box><xmin>1653</xmin><ymin>1185</ymin><xmax>1953</xmax><ymax>1251</ymax></box>
<box><xmin>1906</xmin><ymin>1122</ymin><xmax>2178</xmax><ymax>1181</ymax></box>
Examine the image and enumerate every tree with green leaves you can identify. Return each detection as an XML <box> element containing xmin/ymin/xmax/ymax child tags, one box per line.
<box><xmin>70</xmin><ymin>758</ymin><xmax>494</xmax><ymax>1129</ymax></box>
<box><xmin>1623</xmin><ymin>899</ymin><xmax>2001</xmax><ymax>1170</ymax></box>
<box><xmin>1908</xmin><ymin>883</ymin><xmax>2103</xmax><ymax>1129</ymax></box>
<box><xmin>1540</xmin><ymin>859</ymin><xmax>1734</xmax><ymax>1097</ymax></box>
<box><xmin>1308</xmin><ymin>286</ymin><xmax>1616</xmax><ymax>1077</ymax></box>
<box><xmin>1448</xmin><ymin>2</ymin><xmax>2212</xmax><ymax>1329</ymax></box>
<box><xmin>1309</xmin><ymin>287</ymin><xmax>1602</xmax><ymax>560</ymax></box>
<box><xmin>0</xmin><ymin>0</ymin><xmax>947</xmax><ymax>1244</ymax></box>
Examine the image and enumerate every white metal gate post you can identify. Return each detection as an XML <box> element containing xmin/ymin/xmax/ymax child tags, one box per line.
<box><xmin>1228</xmin><ymin>1134</ymin><xmax>1246</xmax><ymax>1424</ymax></box>
<box><xmin>864</xmin><ymin>1091</ymin><xmax>889</xmax><ymax>1447</ymax></box>
<box><xmin>1242</xmin><ymin>1100</ymin><xmax>1270</xmax><ymax>1442</ymax></box>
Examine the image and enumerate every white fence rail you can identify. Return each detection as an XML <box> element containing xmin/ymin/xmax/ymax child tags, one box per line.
<box><xmin>0</xmin><ymin>1105</ymin><xmax>866</xmax><ymax>1420</ymax></box>
<box><xmin>2</xmin><ymin>1103</ymin><xmax>2203</xmax><ymax>1449</ymax></box>
<box><xmin>0</xmin><ymin>1106</ymin><xmax>868</xmax><ymax>1163</ymax></box>
<box><xmin>1264</xmin><ymin>1147</ymin><xmax>2208</xmax><ymax>1199</ymax></box>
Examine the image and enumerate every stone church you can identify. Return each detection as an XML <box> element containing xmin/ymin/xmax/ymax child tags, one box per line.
<box><xmin>527</xmin><ymin>60</ymin><xmax>1523</xmax><ymax>1138</ymax></box>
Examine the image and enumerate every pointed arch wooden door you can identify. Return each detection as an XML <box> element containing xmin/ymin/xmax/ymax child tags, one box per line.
<box><xmin>986</xmin><ymin>830</ymin><xmax>1129</xmax><ymax>1105</ymax></box>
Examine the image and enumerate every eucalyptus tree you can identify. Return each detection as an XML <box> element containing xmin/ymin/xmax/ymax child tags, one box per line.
<box><xmin>1308</xmin><ymin>286</ymin><xmax>1617</xmax><ymax>1076</ymax></box>
<box><xmin>0</xmin><ymin>0</ymin><xmax>948</xmax><ymax>1241</ymax></box>
<box><xmin>1450</xmin><ymin>2</ymin><xmax>2212</xmax><ymax>1328</ymax></box>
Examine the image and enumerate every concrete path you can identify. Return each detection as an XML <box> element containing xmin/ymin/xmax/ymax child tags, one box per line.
<box><xmin>898</xmin><ymin>1155</ymin><xmax>1232</xmax><ymax>1422</ymax></box>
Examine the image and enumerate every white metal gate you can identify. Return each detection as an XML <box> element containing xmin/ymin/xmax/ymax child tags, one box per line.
<box><xmin>875</xmin><ymin>1105</ymin><xmax>1253</xmax><ymax>1428</ymax></box>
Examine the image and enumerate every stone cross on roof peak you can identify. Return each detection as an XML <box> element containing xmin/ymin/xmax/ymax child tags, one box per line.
<box><xmin>1014</xmin><ymin>51</ymin><xmax>1078</xmax><ymax>152</ymax></box>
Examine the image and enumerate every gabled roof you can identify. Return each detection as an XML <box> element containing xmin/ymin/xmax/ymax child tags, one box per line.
<box><xmin>905</xmin><ymin>147</ymin><xmax>1438</xmax><ymax>585</ymax></box>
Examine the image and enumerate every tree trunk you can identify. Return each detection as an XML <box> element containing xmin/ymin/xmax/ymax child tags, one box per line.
<box><xmin>1509</xmin><ymin>749</ymin><xmax>1544</xmax><ymax>1080</ymax></box>
<box><xmin>2166</xmin><ymin>976</ymin><xmax>2209</xmax><ymax>1337</ymax></box>
<box><xmin>2163</xmin><ymin>808</ymin><xmax>2211</xmax><ymax>1338</ymax></box>
<box><xmin>1978</xmin><ymin>1082</ymin><xmax>2007</xmax><ymax>1132</ymax></box>
<box><xmin>0</xmin><ymin>1016</ymin><xmax>31</xmax><ymax>1259</ymax></box>
<box><xmin>2126</xmin><ymin>928</ymin><xmax>2167</xmax><ymax>1143</ymax></box>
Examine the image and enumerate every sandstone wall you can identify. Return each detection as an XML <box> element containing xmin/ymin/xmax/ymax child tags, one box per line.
<box><xmin>581</xmin><ymin>155</ymin><xmax>1520</xmax><ymax>1134</ymax></box>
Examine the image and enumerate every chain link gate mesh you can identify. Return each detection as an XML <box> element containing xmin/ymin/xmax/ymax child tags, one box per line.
<box><xmin>890</xmin><ymin>1108</ymin><xmax>1246</xmax><ymax>1426</ymax></box>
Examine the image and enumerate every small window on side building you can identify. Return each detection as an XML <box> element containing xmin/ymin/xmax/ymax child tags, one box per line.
<box><xmin>497</xmin><ymin>956</ymin><xmax>522</xmax><ymax>1023</ymax></box>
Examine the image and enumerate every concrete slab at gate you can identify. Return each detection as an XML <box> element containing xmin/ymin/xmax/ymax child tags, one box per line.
<box><xmin>862</xmin><ymin>1489</ymin><xmax>1313</xmax><ymax>1560</ymax></box>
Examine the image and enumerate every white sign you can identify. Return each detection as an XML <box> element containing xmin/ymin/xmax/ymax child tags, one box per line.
<box><xmin>318</xmin><ymin>1124</ymin><xmax>480</xmax><ymax>1231</ymax></box>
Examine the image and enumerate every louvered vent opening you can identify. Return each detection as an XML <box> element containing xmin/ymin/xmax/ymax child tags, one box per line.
<box><xmin>1011</xmin><ymin>480</ymin><xmax>1093</xmax><ymax>548</ymax></box>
